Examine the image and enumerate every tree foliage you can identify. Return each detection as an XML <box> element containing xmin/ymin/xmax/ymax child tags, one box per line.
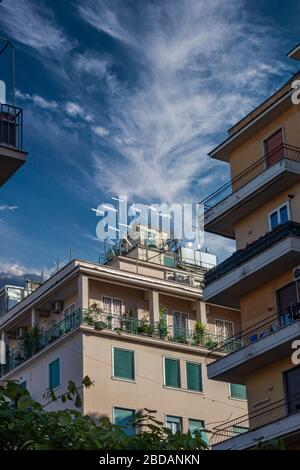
<box><xmin>0</xmin><ymin>379</ymin><xmax>208</xmax><ymax>450</ymax></box>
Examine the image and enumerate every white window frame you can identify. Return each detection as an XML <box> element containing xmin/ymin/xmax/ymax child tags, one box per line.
<box><xmin>101</xmin><ymin>296</ymin><xmax>123</xmax><ymax>316</ymax></box>
<box><xmin>165</xmin><ymin>415</ymin><xmax>183</xmax><ymax>434</ymax></box>
<box><xmin>215</xmin><ymin>319</ymin><xmax>234</xmax><ymax>338</ymax></box>
<box><xmin>112</xmin><ymin>406</ymin><xmax>136</xmax><ymax>434</ymax></box>
<box><xmin>185</xmin><ymin>360</ymin><xmax>203</xmax><ymax>393</ymax></box>
<box><xmin>48</xmin><ymin>356</ymin><xmax>61</xmax><ymax>391</ymax></box>
<box><xmin>163</xmin><ymin>355</ymin><xmax>181</xmax><ymax>388</ymax></box>
<box><xmin>173</xmin><ymin>311</ymin><xmax>189</xmax><ymax>332</ymax></box>
<box><xmin>228</xmin><ymin>383</ymin><xmax>247</xmax><ymax>401</ymax></box>
<box><xmin>268</xmin><ymin>201</ymin><xmax>291</xmax><ymax>231</ymax></box>
<box><xmin>111</xmin><ymin>346</ymin><xmax>136</xmax><ymax>383</ymax></box>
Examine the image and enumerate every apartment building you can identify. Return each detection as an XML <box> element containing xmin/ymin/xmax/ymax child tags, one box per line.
<box><xmin>0</xmin><ymin>227</ymin><xmax>246</xmax><ymax>442</ymax></box>
<box><xmin>201</xmin><ymin>45</ymin><xmax>300</xmax><ymax>449</ymax></box>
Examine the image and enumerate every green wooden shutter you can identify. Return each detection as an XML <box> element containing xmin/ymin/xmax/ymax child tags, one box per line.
<box><xmin>49</xmin><ymin>359</ymin><xmax>60</xmax><ymax>389</ymax></box>
<box><xmin>186</xmin><ymin>362</ymin><xmax>202</xmax><ymax>391</ymax></box>
<box><xmin>164</xmin><ymin>358</ymin><xmax>180</xmax><ymax>387</ymax></box>
<box><xmin>113</xmin><ymin>348</ymin><xmax>135</xmax><ymax>380</ymax></box>
<box><xmin>188</xmin><ymin>419</ymin><xmax>209</xmax><ymax>445</ymax></box>
<box><xmin>113</xmin><ymin>407</ymin><xmax>136</xmax><ymax>436</ymax></box>
<box><xmin>230</xmin><ymin>383</ymin><xmax>247</xmax><ymax>400</ymax></box>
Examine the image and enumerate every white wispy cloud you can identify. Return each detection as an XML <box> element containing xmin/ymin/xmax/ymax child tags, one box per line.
<box><xmin>0</xmin><ymin>205</ymin><xmax>19</xmax><ymax>211</ymax></box>
<box><xmin>92</xmin><ymin>126</ymin><xmax>110</xmax><ymax>137</ymax></box>
<box><xmin>78</xmin><ymin>0</ymin><xmax>287</xmax><ymax>204</ymax></box>
<box><xmin>0</xmin><ymin>0</ymin><xmax>74</xmax><ymax>54</ymax></box>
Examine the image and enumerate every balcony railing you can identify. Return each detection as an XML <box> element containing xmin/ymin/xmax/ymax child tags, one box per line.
<box><xmin>0</xmin><ymin>309</ymin><xmax>230</xmax><ymax>378</ymax></box>
<box><xmin>201</xmin><ymin>144</ymin><xmax>300</xmax><ymax>213</ymax></box>
<box><xmin>212</xmin><ymin>392</ymin><xmax>300</xmax><ymax>446</ymax></box>
<box><xmin>209</xmin><ymin>303</ymin><xmax>300</xmax><ymax>360</ymax></box>
<box><xmin>0</xmin><ymin>103</ymin><xmax>23</xmax><ymax>150</ymax></box>
<box><xmin>205</xmin><ymin>221</ymin><xmax>300</xmax><ymax>285</ymax></box>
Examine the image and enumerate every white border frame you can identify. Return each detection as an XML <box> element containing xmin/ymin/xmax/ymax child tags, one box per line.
<box><xmin>214</xmin><ymin>318</ymin><xmax>234</xmax><ymax>337</ymax></box>
<box><xmin>162</xmin><ymin>355</ymin><xmax>181</xmax><ymax>388</ymax></box>
<box><xmin>228</xmin><ymin>383</ymin><xmax>247</xmax><ymax>401</ymax></box>
<box><xmin>111</xmin><ymin>346</ymin><xmax>136</xmax><ymax>383</ymax></box>
<box><xmin>268</xmin><ymin>201</ymin><xmax>291</xmax><ymax>231</ymax></box>
<box><xmin>185</xmin><ymin>360</ymin><xmax>203</xmax><ymax>393</ymax></box>
<box><xmin>48</xmin><ymin>356</ymin><xmax>61</xmax><ymax>391</ymax></box>
<box><xmin>112</xmin><ymin>406</ymin><xmax>136</xmax><ymax>434</ymax></box>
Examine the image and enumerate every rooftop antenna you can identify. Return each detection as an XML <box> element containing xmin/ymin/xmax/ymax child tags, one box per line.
<box><xmin>0</xmin><ymin>38</ymin><xmax>15</xmax><ymax>105</ymax></box>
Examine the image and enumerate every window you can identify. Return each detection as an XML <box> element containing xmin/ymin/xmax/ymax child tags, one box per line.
<box><xmin>276</xmin><ymin>282</ymin><xmax>298</xmax><ymax>316</ymax></box>
<box><xmin>166</xmin><ymin>415</ymin><xmax>182</xmax><ymax>434</ymax></box>
<box><xmin>284</xmin><ymin>366</ymin><xmax>300</xmax><ymax>414</ymax></box>
<box><xmin>19</xmin><ymin>380</ymin><xmax>27</xmax><ymax>389</ymax></box>
<box><xmin>49</xmin><ymin>359</ymin><xmax>60</xmax><ymax>389</ymax></box>
<box><xmin>186</xmin><ymin>362</ymin><xmax>203</xmax><ymax>392</ymax></box>
<box><xmin>164</xmin><ymin>357</ymin><xmax>181</xmax><ymax>388</ymax></box>
<box><xmin>173</xmin><ymin>311</ymin><xmax>189</xmax><ymax>339</ymax></box>
<box><xmin>264</xmin><ymin>128</ymin><xmax>284</xmax><ymax>168</ymax></box>
<box><xmin>188</xmin><ymin>419</ymin><xmax>209</xmax><ymax>445</ymax></box>
<box><xmin>229</xmin><ymin>383</ymin><xmax>247</xmax><ymax>400</ymax></box>
<box><xmin>269</xmin><ymin>203</ymin><xmax>290</xmax><ymax>230</ymax></box>
<box><xmin>164</xmin><ymin>255</ymin><xmax>175</xmax><ymax>268</ymax></box>
<box><xmin>102</xmin><ymin>296</ymin><xmax>122</xmax><ymax>316</ymax></box>
<box><xmin>215</xmin><ymin>319</ymin><xmax>234</xmax><ymax>339</ymax></box>
<box><xmin>113</xmin><ymin>407</ymin><xmax>136</xmax><ymax>436</ymax></box>
<box><xmin>113</xmin><ymin>348</ymin><xmax>135</xmax><ymax>381</ymax></box>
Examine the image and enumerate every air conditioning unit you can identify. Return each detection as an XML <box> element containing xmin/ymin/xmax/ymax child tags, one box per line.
<box><xmin>52</xmin><ymin>301</ymin><xmax>63</xmax><ymax>314</ymax></box>
<box><xmin>294</xmin><ymin>266</ymin><xmax>300</xmax><ymax>281</ymax></box>
<box><xmin>16</xmin><ymin>327</ymin><xmax>26</xmax><ymax>339</ymax></box>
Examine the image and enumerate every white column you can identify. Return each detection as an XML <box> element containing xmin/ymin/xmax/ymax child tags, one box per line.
<box><xmin>0</xmin><ymin>331</ymin><xmax>6</xmax><ymax>365</ymax></box>
<box><xmin>145</xmin><ymin>290</ymin><xmax>160</xmax><ymax>324</ymax></box>
<box><xmin>31</xmin><ymin>308</ymin><xmax>37</xmax><ymax>327</ymax></box>
<box><xmin>78</xmin><ymin>275</ymin><xmax>89</xmax><ymax>309</ymax></box>
<box><xmin>192</xmin><ymin>300</ymin><xmax>207</xmax><ymax>324</ymax></box>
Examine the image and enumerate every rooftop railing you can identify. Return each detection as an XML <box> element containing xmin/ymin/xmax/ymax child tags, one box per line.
<box><xmin>209</xmin><ymin>303</ymin><xmax>300</xmax><ymax>360</ymax></box>
<box><xmin>205</xmin><ymin>221</ymin><xmax>300</xmax><ymax>285</ymax></box>
<box><xmin>0</xmin><ymin>309</ymin><xmax>234</xmax><ymax>378</ymax></box>
<box><xmin>201</xmin><ymin>144</ymin><xmax>300</xmax><ymax>213</ymax></box>
<box><xmin>0</xmin><ymin>103</ymin><xmax>23</xmax><ymax>150</ymax></box>
<box><xmin>212</xmin><ymin>391</ymin><xmax>300</xmax><ymax>446</ymax></box>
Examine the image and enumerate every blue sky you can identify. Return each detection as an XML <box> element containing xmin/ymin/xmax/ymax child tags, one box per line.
<box><xmin>0</xmin><ymin>0</ymin><xmax>299</xmax><ymax>283</ymax></box>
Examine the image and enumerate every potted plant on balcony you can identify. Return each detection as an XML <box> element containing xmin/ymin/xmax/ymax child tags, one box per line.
<box><xmin>137</xmin><ymin>312</ymin><xmax>153</xmax><ymax>336</ymax></box>
<box><xmin>155</xmin><ymin>305</ymin><xmax>168</xmax><ymax>339</ymax></box>
<box><xmin>22</xmin><ymin>326</ymin><xmax>40</xmax><ymax>358</ymax></box>
<box><xmin>193</xmin><ymin>321</ymin><xmax>207</xmax><ymax>346</ymax></box>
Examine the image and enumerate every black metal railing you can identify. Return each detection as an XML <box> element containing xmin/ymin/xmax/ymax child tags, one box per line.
<box><xmin>201</xmin><ymin>144</ymin><xmax>300</xmax><ymax>213</ymax></box>
<box><xmin>205</xmin><ymin>221</ymin><xmax>300</xmax><ymax>285</ymax></box>
<box><xmin>212</xmin><ymin>391</ymin><xmax>300</xmax><ymax>445</ymax></box>
<box><xmin>0</xmin><ymin>308</ymin><xmax>229</xmax><ymax>377</ymax></box>
<box><xmin>0</xmin><ymin>103</ymin><xmax>23</xmax><ymax>150</ymax></box>
<box><xmin>210</xmin><ymin>303</ymin><xmax>300</xmax><ymax>358</ymax></box>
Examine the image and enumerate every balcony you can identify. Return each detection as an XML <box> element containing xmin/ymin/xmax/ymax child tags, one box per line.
<box><xmin>212</xmin><ymin>392</ymin><xmax>300</xmax><ymax>450</ymax></box>
<box><xmin>0</xmin><ymin>308</ymin><xmax>226</xmax><ymax>378</ymax></box>
<box><xmin>207</xmin><ymin>305</ymin><xmax>300</xmax><ymax>382</ymax></box>
<box><xmin>203</xmin><ymin>221</ymin><xmax>300</xmax><ymax>308</ymax></box>
<box><xmin>0</xmin><ymin>103</ymin><xmax>27</xmax><ymax>186</ymax></box>
<box><xmin>201</xmin><ymin>144</ymin><xmax>300</xmax><ymax>238</ymax></box>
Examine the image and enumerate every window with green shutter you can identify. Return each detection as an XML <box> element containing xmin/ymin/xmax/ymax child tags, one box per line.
<box><xmin>188</xmin><ymin>419</ymin><xmax>209</xmax><ymax>445</ymax></box>
<box><xmin>186</xmin><ymin>362</ymin><xmax>202</xmax><ymax>392</ymax></box>
<box><xmin>113</xmin><ymin>407</ymin><xmax>136</xmax><ymax>436</ymax></box>
<box><xmin>49</xmin><ymin>358</ymin><xmax>60</xmax><ymax>389</ymax></box>
<box><xmin>166</xmin><ymin>415</ymin><xmax>182</xmax><ymax>434</ymax></box>
<box><xmin>113</xmin><ymin>348</ymin><xmax>135</xmax><ymax>380</ymax></box>
<box><xmin>229</xmin><ymin>383</ymin><xmax>247</xmax><ymax>400</ymax></box>
<box><xmin>164</xmin><ymin>358</ymin><xmax>181</xmax><ymax>388</ymax></box>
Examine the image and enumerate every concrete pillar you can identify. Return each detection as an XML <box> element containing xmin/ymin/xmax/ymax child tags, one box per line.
<box><xmin>192</xmin><ymin>300</ymin><xmax>207</xmax><ymax>324</ymax></box>
<box><xmin>145</xmin><ymin>290</ymin><xmax>160</xmax><ymax>324</ymax></box>
<box><xmin>0</xmin><ymin>331</ymin><xmax>6</xmax><ymax>365</ymax></box>
<box><xmin>31</xmin><ymin>308</ymin><xmax>38</xmax><ymax>327</ymax></box>
<box><xmin>78</xmin><ymin>275</ymin><xmax>89</xmax><ymax>309</ymax></box>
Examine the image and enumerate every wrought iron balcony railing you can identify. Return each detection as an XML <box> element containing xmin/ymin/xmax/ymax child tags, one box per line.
<box><xmin>212</xmin><ymin>391</ymin><xmax>300</xmax><ymax>446</ymax></box>
<box><xmin>205</xmin><ymin>221</ymin><xmax>300</xmax><ymax>285</ymax></box>
<box><xmin>201</xmin><ymin>144</ymin><xmax>300</xmax><ymax>213</ymax></box>
<box><xmin>0</xmin><ymin>103</ymin><xmax>23</xmax><ymax>150</ymax></box>
<box><xmin>0</xmin><ymin>308</ymin><xmax>230</xmax><ymax>377</ymax></box>
<box><xmin>209</xmin><ymin>303</ymin><xmax>300</xmax><ymax>360</ymax></box>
